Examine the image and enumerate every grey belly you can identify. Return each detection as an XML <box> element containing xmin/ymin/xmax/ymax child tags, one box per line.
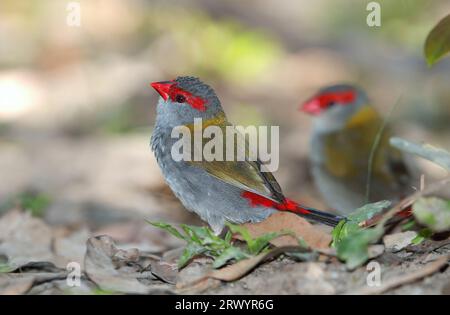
<box><xmin>312</xmin><ymin>165</ymin><xmax>405</xmax><ymax>214</ymax></box>
<box><xmin>157</xmin><ymin>154</ymin><xmax>274</xmax><ymax>233</ymax></box>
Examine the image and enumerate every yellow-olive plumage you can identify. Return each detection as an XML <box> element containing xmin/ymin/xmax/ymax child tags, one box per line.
<box><xmin>302</xmin><ymin>85</ymin><xmax>412</xmax><ymax>214</ymax></box>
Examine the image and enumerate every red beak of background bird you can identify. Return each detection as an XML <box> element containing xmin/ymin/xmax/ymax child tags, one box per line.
<box><xmin>150</xmin><ymin>81</ymin><xmax>173</xmax><ymax>101</ymax></box>
<box><xmin>300</xmin><ymin>97</ymin><xmax>322</xmax><ymax>115</ymax></box>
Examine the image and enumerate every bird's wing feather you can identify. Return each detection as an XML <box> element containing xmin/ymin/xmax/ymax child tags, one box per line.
<box><xmin>323</xmin><ymin>105</ymin><xmax>411</xmax><ymax>186</ymax></box>
<box><xmin>185</xmin><ymin>120</ymin><xmax>285</xmax><ymax>203</ymax></box>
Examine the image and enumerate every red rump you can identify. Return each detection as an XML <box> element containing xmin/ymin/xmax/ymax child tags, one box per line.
<box><xmin>241</xmin><ymin>191</ymin><xmax>311</xmax><ymax>215</ymax></box>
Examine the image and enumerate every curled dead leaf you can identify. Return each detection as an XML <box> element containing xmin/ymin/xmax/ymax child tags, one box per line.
<box><xmin>177</xmin><ymin>245</ymin><xmax>308</xmax><ymax>292</ymax></box>
<box><xmin>0</xmin><ymin>275</ymin><xmax>35</xmax><ymax>295</ymax></box>
<box><xmin>383</xmin><ymin>231</ymin><xmax>418</xmax><ymax>252</ymax></box>
<box><xmin>84</xmin><ymin>235</ymin><xmax>174</xmax><ymax>294</ymax></box>
<box><xmin>240</xmin><ymin>212</ymin><xmax>332</xmax><ymax>249</ymax></box>
<box><xmin>0</xmin><ymin>210</ymin><xmax>54</xmax><ymax>267</ymax></box>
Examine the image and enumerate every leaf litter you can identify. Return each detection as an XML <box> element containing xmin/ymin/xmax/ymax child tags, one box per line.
<box><xmin>0</xmin><ymin>149</ymin><xmax>449</xmax><ymax>294</ymax></box>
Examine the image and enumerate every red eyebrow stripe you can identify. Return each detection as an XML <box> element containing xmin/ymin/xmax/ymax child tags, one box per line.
<box><xmin>316</xmin><ymin>90</ymin><xmax>356</xmax><ymax>108</ymax></box>
<box><xmin>169</xmin><ymin>85</ymin><xmax>207</xmax><ymax>111</ymax></box>
<box><xmin>317</xmin><ymin>90</ymin><xmax>355</xmax><ymax>106</ymax></box>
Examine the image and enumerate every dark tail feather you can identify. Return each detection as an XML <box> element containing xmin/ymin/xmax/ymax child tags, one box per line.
<box><xmin>295</xmin><ymin>206</ymin><xmax>345</xmax><ymax>227</ymax></box>
<box><xmin>240</xmin><ymin>191</ymin><xmax>345</xmax><ymax>227</ymax></box>
<box><xmin>280</xmin><ymin>198</ymin><xmax>345</xmax><ymax>227</ymax></box>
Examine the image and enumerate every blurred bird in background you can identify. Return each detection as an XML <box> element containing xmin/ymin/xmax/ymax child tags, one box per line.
<box><xmin>150</xmin><ymin>76</ymin><xmax>344</xmax><ymax>234</ymax></box>
<box><xmin>301</xmin><ymin>85</ymin><xmax>414</xmax><ymax>215</ymax></box>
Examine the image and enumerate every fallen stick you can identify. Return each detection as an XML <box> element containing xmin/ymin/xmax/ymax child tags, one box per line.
<box><xmin>361</xmin><ymin>176</ymin><xmax>450</xmax><ymax>228</ymax></box>
<box><xmin>349</xmin><ymin>255</ymin><xmax>449</xmax><ymax>295</ymax></box>
<box><xmin>176</xmin><ymin>246</ymin><xmax>314</xmax><ymax>292</ymax></box>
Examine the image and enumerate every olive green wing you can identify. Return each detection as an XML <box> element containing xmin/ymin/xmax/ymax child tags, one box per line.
<box><xmin>323</xmin><ymin>106</ymin><xmax>384</xmax><ymax>178</ymax></box>
<box><xmin>323</xmin><ymin>105</ymin><xmax>410</xmax><ymax>185</ymax></box>
<box><xmin>187</xmin><ymin>122</ymin><xmax>285</xmax><ymax>203</ymax></box>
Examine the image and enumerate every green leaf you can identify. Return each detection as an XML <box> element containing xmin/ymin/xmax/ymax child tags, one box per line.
<box><xmin>332</xmin><ymin>202</ymin><xmax>390</xmax><ymax>268</ymax></box>
<box><xmin>424</xmin><ymin>14</ymin><xmax>450</xmax><ymax>66</ymax></box>
<box><xmin>413</xmin><ymin>197</ymin><xmax>450</xmax><ymax>232</ymax></box>
<box><xmin>182</xmin><ymin>224</ymin><xmax>211</xmax><ymax>240</ymax></box>
<box><xmin>411</xmin><ymin>228</ymin><xmax>433</xmax><ymax>245</ymax></box>
<box><xmin>296</xmin><ymin>236</ymin><xmax>309</xmax><ymax>249</ymax></box>
<box><xmin>336</xmin><ymin>227</ymin><xmax>384</xmax><ymax>270</ymax></box>
<box><xmin>146</xmin><ymin>221</ymin><xmax>186</xmax><ymax>241</ymax></box>
<box><xmin>149</xmin><ymin>221</ymin><xmax>301</xmax><ymax>269</ymax></box>
<box><xmin>19</xmin><ymin>192</ymin><xmax>51</xmax><ymax>217</ymax></box>
<box><xmin>180</xmin><ymin>224</ymin><xmax>204</xmax><ymax>244</ymax></box>
<box><xmin>347</xmin><ymin>200</ymin><xmax>391</xmax><ymax>222</ymax></box>
<box><xmin>331</xmin><ymin>220</ymin><xmax>360</xmax><ymax>247</ymax></box>
<box><xmin>0</xmin><ymin>264</ymin><xmax>14</xmax><ymax>273</ymax></box>
<box><xmin>224</xmin><ymin>231</ymin><xmax>232</xmax><ymax>244</ymax></box>
<box><xmin>226</xmin><ymin>222</ymin><xmax>289</xmax><ymax>255</ymax></box>
<box><xmin>226</xmin><ymin>223</ymin><xmax>254</xmax><ymax>245</ymax></box>
<box><xmin>182</xmin><ymin>225</ymin><xmax>230</xmax><ymax>252</ymax></box>
<box><xmin>401</xmin><ymin>220</ymin><xmax>416</xmax><ymax>231</ymax></box>
<box><xmin>331</xmin><ymin>220</ymin><xmax>346</xmax><ymax>246</ymax></box>
<box><xmin>149</xmin><ymin>221</ymin><xmax>251</xmax><ymax>268</ymax></box>
<box><xmin>178</xmin><ymin>243</ymin><xmax>206</xmax><ymax>268</ymax></box>
<box><xmin>91</xmin><ymin>288</ymin><xmax>117</xmax><ymax>295</ymax></box>
<box><xmin>212</xmin><ymin>247</ymin><xmax>249</xmax><ymax>269</ymax></box>
<box><xmin>247</xmin><ymin>231</ymin><xmax>285</xmax><ymax>255</ymax></box>
<box><xmin>331</xmin><ymin>201</ymin><xmax>390</xmax><ymax>247</ymax></box>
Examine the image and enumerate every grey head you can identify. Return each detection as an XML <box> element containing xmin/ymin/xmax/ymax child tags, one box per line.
<box><xmin>301</xmin><ymin>84</ymin><xmax>370</xmax><ymax>134</ymax></box>
<box><xmin>151</xmin><ymin>76</ymin><xmax>226</xmax><ymax>128</ymax></box>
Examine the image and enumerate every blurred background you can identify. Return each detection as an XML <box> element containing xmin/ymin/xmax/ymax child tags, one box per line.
<box><xmin>1</xmin><ymin>0</ymin><xmax>449</xmax><ymax>247</ymax></box>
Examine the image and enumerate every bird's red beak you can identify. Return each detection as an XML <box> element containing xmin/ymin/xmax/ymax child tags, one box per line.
<box><xmin>150</xmin><ymin>81</ymin><xmax>173</xmax><ymax>101</ymax></box>
<box><xmin>300</xmin><ymin>97</ymin><xmax>322</xmax><ymax>115</ymax></box>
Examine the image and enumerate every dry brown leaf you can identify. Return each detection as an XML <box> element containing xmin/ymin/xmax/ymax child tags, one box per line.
<box><xmin>210</xmin><ymin>252</ymin><xmax>268</xmax><ymax>282</ymax></box>
<box><xmin>241</xmin><ymin>212</ymin><xmax>332</xmax><ymax>249</ymax></box>
<box><xmin>94</xmin><ymin>221</ymin><xmax>184</xmax><ymax>252</ymax></box>
<box><xmin>178</xmin><ymin>245</ymin><xmax>306</xmax><ymax>292</ymax></box>
<box><xmin>210</xmin><ymin>246</ymin><xmax>308</xmax><ymax>282</ymax></box>
<box><xmin>84</xmin><ymin>235</ymin><xmax>170</xmax><ymax>294</ymax></box>
<box><xmin>176</xmin><ymin>252</ymin><xmax>271</xmax><ymax>292</ymax></box>
<box><xmin>150</xmin><ymin>259</ymin><xmax>178</xmax><ymax>284</ymax></box>
<box><xmin>53</xmin><ymin>229</ymin><xmax>90</xmax><ymax>268</ymax></box>
<box><xmin>175</xmin><ymin>258</ymin><xmax>214</xmax><ymax>290</ymax></box>
<box><xmin>368</xmin><ymin>244</ymin><xmax>385</xmax><ymax>259</ymax></box>
<box><xmin>383</xmin><ymin>231</ymin><xmax>417</xmax><ymax>252</ymax></box>
<box><xmin>0</xmin><ymin>210</ymin><xmax>54</xmax><ymax>267</ymax></box>
<box><xmin>0</xmin><ymin>274</ymin><xmax>34</xmax><ymax>295</ymax></box>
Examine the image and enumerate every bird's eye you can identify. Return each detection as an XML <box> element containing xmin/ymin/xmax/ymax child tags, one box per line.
<box><xmin>175</xmin><ymin>94</ymin><xmax>186</xmax><ymax>103</ymax></box>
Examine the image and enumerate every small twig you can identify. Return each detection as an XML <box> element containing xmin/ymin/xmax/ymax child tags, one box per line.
<box><xmin>365</xmin><ymin>96</ymin><xmax>402</xmax><ymax>203</ymax></box>
<box><xmin>350</xmin><ymin>255</ymin><xmax>449</xmax><ymax>295</ymax></box>
<box><xmin>361</xmin><ymin>176</ymin><xmax>450</xmax><ymax>228</ymax></box>
<box><xmin>376</xmin><ymin>176</ymin><xmax>450</xmax><ymax>229</ymax></box>
<box><xmin>176</xmin><ymin>245</ymin><xmax>312</xmax><ymax>291</ymax></box>
<box><xmin>420</xmin><ymin>174</ymin><xmax>425</xmax><ymax>191</ymax></box>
